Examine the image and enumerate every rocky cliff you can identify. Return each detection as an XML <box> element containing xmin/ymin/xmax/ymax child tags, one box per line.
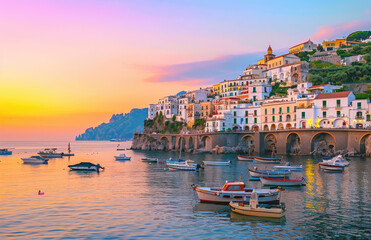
<box><xmin>76</xmin><ymin>108</ymin><xmax>148</xmax><ymax>141</ymax></box>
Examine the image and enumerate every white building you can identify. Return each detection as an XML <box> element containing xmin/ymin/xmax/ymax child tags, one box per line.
<box><xmin>265</xmin><ymin>61</ymin><xmax>309</xmax><ymax>85</ymax></box>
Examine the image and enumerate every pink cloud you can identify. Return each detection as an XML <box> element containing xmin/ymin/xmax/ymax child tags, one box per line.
<box><xmin>311</xmin><ymin>20</ymin><xmax>371</xmax><ymax>42</ymax></box>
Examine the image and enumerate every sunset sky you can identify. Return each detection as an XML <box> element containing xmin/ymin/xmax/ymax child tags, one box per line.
<box><xmin>1</xmin><ymin>0</ymin><xmax>370</xmax><ymax>141</ymax></box>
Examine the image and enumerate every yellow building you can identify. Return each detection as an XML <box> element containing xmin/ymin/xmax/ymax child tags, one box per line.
<box><xmin>213</xmin><ymin>83</ymin><xmax>221</xmax><ymax>96</ymax></box>
<box><xmin>266</xmin><ymin>53</ymin><xmax>300</xmax><ymax>69</ymax></box>
<box><xmin>258</xmin><ymin>45</ymin><xmax>276</xmax><ymax>64</ymax></box>
<box><xmin>289</xmin><ymin>40</ymin><xmax>316</xmax><ymax>54</ymax></box>
<box><xmin>322</xmin><ymin>39</ymin><xmax>346</xmax><ymax>51</ymax></box>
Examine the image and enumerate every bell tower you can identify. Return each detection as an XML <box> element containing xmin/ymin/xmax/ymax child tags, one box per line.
<box><xmin>264</xmin><ymin>45</ymin><xmax>275</xmax><ymax>63</ymax></box>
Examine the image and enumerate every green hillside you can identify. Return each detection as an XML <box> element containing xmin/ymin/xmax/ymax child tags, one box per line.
<box><xmin>347</xmin><ymin>31</ymin><xmax>371</xmax><ymax>42</ymax></box>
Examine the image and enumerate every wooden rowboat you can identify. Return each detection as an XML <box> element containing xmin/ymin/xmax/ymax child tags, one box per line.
<box><xmin>260</xmin><ymin>177</ymin><xmax>305</xmax><ymax>186</ymax></box>
<box><xmin>254</xmin><ymin>157</ymin><xmax>281</xmax><ymax>163</ymax></box>
<box><xmin>203</xmin><ymin>160</ymin><xmax>231</xmax><ymax>166</ymax></box>
<box><xmin>237</xmin><ymin>155</ymin><xmax>255</xmax><ymax>161</ymax></box>
<box><xmin>248</xmin><ymin>168</ymin><xmax>291</xmax><ymax>178</ymax></box>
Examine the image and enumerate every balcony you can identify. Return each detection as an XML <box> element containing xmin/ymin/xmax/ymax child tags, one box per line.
<box><xmin>355</xmin><ymin>116</ymin><xmax>364</xmax><ymax>119</ymax></box>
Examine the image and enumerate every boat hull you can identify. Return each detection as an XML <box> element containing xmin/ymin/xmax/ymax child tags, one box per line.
<box><xmin>167</xmin><ymin>164</ymin><xmax>196</xmax><ymax>171</ymax></box>
<box><xmin>21</xmin><ymin>158</ymin><xmax>48</xmax><ymax>164</ymax></box>
<box><xmin>260</xmin><ymin>177</ymin><xmax>304</xmax><ymax>186</ymax></box>
<box><xmin>69</xmin><ymin>166</ymin><xmax>99</xmax><ymax>171</ymax></box>
<box><xmin>0</xmin><ymin>151</ymin><xmax>12</xmax><ymax>155</ymax></box>
<box><xmin>203</xmin><ymin>161</ymin><xmax>231</xmax><ymax>166</ymax></box>
<box><xmin>195</xmin><ymin>188</ymin><xmax>280</xmax><ymax>204</ymax></box>
<box><xmin>237</xmin><ymin>156</ymin><xmax>255</xmax><ymax>161</ymax></box>
<box><xmin>38</xmin><ymin>153</ymin><xmax>63</xmax><ymax>158</ymax></box>
<box><xmin>248</xmin><ymin>168</ymin><xmax>290</xmax><ymax>178</ymax></box>
<box><xmin>254</xmin><ymin>157</ymin><xmax>281</xmax><ymax>163</ymax></box>
<box><xmin>273</xmin><ymin>166</ymin><xmax>302</xmax><ymax>171</ymax></box>
<box><xmin>230</xmin><ymin>202</ymin><xmax>285</xmax><ymax>218</ymax></box>
<box><xmin>141</xmin><ymin>158</ymin><xmax>158</xmax><ymax>162</ymax></box>
<box><xmin>322</xmin><ymin>166</ymin><xmax>344</xmax><ymax>172</ymax></box>
<box><xmin>319</xmin><ymin>163</ymin><xmax>344</xmax><ymax>169</ymax></box>
<box><xmin>62</xmin><ymin>153</ymin><xmax>75</xmax><ymax>157</ymax></box>
<box><xmin>115</xmin><ymin>156</ymin><xmax>131</xmax><ymax>160</ymax></box>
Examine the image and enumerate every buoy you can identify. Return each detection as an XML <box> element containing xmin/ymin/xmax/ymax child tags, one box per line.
<box><xmin>38</xmin><ymin>190</ymin><xmax>45</xmax><ymax>195</ymax></box>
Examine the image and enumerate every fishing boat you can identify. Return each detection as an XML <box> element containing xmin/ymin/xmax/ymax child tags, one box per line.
<box><xmin>203</xmin><ymin>160</ymin><xmax>231</xmax><ymax>166</ymax></box>
<box><xmin>141</xmin><ymin>157</ymin><xmax>158</xmax><ymax>162</ymax></box>
<box><xmin>260</xmin><ymin>177</ymin><xmax>306</xmax><ymax>186</ymax></box>
<box><xmin>21</xmin><ymin>156</ymin><xmax>49</xmax><ymax>164</ymax></box>
<box><xmin>321</xmin><ymin>155</ymin><xmax>349</xmax><ymax>166</ymax></box>
<box><xmin>237</xmin><ymin>155</ymin><xmax>255</xmax><ymax>161</ymax></box>
<box><xmin>0</xmin><ymin>148</ymin><xmax>12</xmax><ymax>155</ymax></box>
<box><xmin>229</xmin><ymin>191</ymin><xmax>286</xmax><ymax>218</ymax></box>
<box><xmin>68</xmin><ymin>162</ymin><xmax>104</xmax><ymax>171</ymax></box>
<box><xmin>254</xmin><ymin>156</ymin><xmax>281</xmax><ymax>163</ymax></box>
<box><xmin>273</xmin><ymin>162</ymin><xmax>303</xmax><ymax>171</ymax></box>
<box><xmin>166</xmin><ymin>159</ymin><xmax>202</xmax><ymax>171</ymax></box>
<box><xmin>192</xmin><ymin>181</ymin><xmax>281</xmax><ymax>204</ymax></box>
<box><xmin>115</xmin><ymin>154</ymin><xmax>131</xmax><ymax>160</ymax></box>
<box><xmin>322</xmin><ymin>165</ymin><xmax>344</xmax><ymax>172</ymax></box>
<box><xmin>248</xmin><ymin>167</ymin><xmax>291</xmax><ymax>178</ymax></box>
<box><xmin>62</xmin><ymin>143</ymin><xmax>74</xmax><ymax>157</ymax></box>
<box><xmin>38</xmin><ymin>148</ymin><xmax>63</xmax><ymax>158</ymax></box>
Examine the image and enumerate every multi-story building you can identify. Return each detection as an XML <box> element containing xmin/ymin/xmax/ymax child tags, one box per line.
<box><xmin>200</xmin><ymin>101</ymin><xmax>213</xmax><ymax>119</ymax></box>
<box><xmin>265</xmin><ymin>61</ymin><xmax>309</xmax><ymax>85</ymax></box>
<box><xmin>261</xmin><ymin>99</ymin><xmax>297</xmax><ymax>131</ymax></box>
<box><xmin>186</xmin><ymin>102</ymin><xmax>201</xmax><ymax>127</ymax></box>
<box><xmin>213</xmin><ymin>83</ymin><xmax>221</xmax><ymax>96</ymax></box>
<box><xmin>257</xmin><ymin>45</ymin><xmax>276</xmax><ymax>65</ymax></box>
<box><xmin>348</xmin><ymin>99</ymin><xmax>371</xmax><ymax>129</ymax></box>
<box><xmin>266</xmin><ymin>53</ymin><xmax>300</xmax><ymax>70</ymax></box>
<box><xmin>308</xmin><ymin>84</ymin><xmax>342</xmax><ymax>94</ymax></box>
<box><xmin>322</xmin><ymin>39</ymin><xmax>346</xmax><ymax>51</ymax></box>
<box><xmin>289</xmin><ymin>40</ymin><xmax>317</xmax><ymax>54</ymax></box>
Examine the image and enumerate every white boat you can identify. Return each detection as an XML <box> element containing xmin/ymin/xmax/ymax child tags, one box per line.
<box><xmin>203</xmin><ymin>160</ymin><xmax>231</xmax><ymax>166</ymax></box>
<box><xmin>237</xmin><ymin>155</ymin><xmax>255</xmax><ymax>161</ymax></box>
<box><xmin>273</xmin><ymin>162</ymin><xmax>303</xmax><ymax>171</ymax></box>
<box><xmin>229</xmin><ymin>191</ymin><xmax>286</xmax><ymax>218</ymax></box>
<box><xmin>68</xmin><ymin>162</ymin><xmax>104</xmax><ymax>171</ymax></box>
<box><xmin>321</xmin><ymin>155</ymin><xmax>349</xmax><ymax>166</ymax></box>
<box><xmin>260</xmin><ymin>177</ymin><xmax>306</xmax><ymax>186</ymax></box>
<box><xmin>141</xmin><ymin>157</ymin><xmax>158</xmax><ymax>162</ymax></box>
<box><xmin>115</xmin><ymin>154</ymin><xmax>131</xmax><ymax>160</ymax></box>
<box><xmin>166</xmin><ymin>159</ymin><xmax>202</xmax><ymax>171</ymax></box>
<box><xmin>254</xmin><ymin>156</ymin><xmax>281</xmax><ymax>163</ymax></box>
<box><xmin>322</xmin><ymin>165</ymin><xmax>344</xmax><ymax>172</ymax></box>
<box><xmin>38</xmin><ymin>148</ymin><xmax>63</xmax><ymax>158</ymax></box>
<box><xmin>248</xmin><ymin>167</ymin><xmax>291</xmax><ymax>178</ymax></box>
<box><xmin>21</xmin><ymin>156</ymin><xmax>49</xmax><ymax>164</ymax></box>
<box><xmin>193</xmin><ymin>181</ymin><xmax>281</xmax><ymax>204</ymax></box>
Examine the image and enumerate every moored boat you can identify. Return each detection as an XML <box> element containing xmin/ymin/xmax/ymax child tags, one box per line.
<box><xmin>203</xmin><ymin>160</ymin><xmax>231</xmax><ymax>166</ymax></box>
<box><xmin>166</xmin><ymin>159</ymin><xmax>203</xmax><ymax>171</ymax></box>
<box><xmin>320</xmin><ymin>155</ymin><xmax>349</xmax><ymax>166</ymax></box>
<box><xmin>260</xmin><ymin>177</ymin><xmax>305</xmax><ymax>186</ymax></box>
<box><xmin>68</xmin><ymin>162</ymin><xmax>104</xmax><ymax>171</ymax></box>
<box><xmin>192</xmin><ymin>181</ymin><xmax>281</xmax><ymax>204</ymax></box>
<box><xmin>38</xmin><ymin>148</ymin><xmax>63</xmax><ymax>158</ymax></box>
<box><xmin>21</xmin><ymin>156</ymin><xmax>49</xmax><ymax>164</ymax></box>
<box><xmin>115</xmin><ymin>154</ymin><xmax>131</xmax><ymax>160</ymax></box>
<box><xmin>322</xmin><ymin>165</ymin><xmax>344</xmax><ymax>172</ymax></box>
<box><xmin>141</xmin><ymin>157</ymin><xmax>158</xmax><ymax>162</ymax></box>
<box><xmin>248</xmin><ymin>167</ymin><xmax>291</xmax><ymax>178</ymax></box>
<box><xmin>254</xmin><ymin>156</ymin><xmax>281</xmax><ymax>163</ymax></box>
<box><xmin>273</xmin><ymin>162</ymin><xmax>303</xmax><ymax>171</ymax></box>
<box><xmin>0</xmin><ymin>148</ymin><xmax>12</xmax><ymax>155</ymax></box>
<box><xmin>62</xmin><ymin>143</ymin><xmax>74</xmax><ymax>156</ymax></box>
<box><xmin>229</xmin><ymin>191</ymin><xmax>286</xmax><ymax>218</ymax></box>
<box><xmin>237</xmin><ymin>155</ymin><xmax>255</xmax><ymax>161</ymax></box>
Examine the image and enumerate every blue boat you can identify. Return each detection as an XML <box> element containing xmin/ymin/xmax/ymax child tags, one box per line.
<box><xmin>248</xmin><ymin>167</ymin><xmax>291</xmax><ymax>178</ymax></box>
<box><xmin>0</xmin><ymin>149</ymin><xmax>12</xmax><ymax>155</ymax></box>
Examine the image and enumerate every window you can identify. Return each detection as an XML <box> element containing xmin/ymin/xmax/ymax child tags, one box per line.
<box><xmin>265</xmin><ymin>117</ymin><xmax>267</xmax><ymax>122</ymax></box>
<box><xmin>253</xmin><ymin>87</ymin><xmax>256</xmax><ymax>93</ymax></box>
<box><xmin>254</xmin><ymin>110</ymin><xmax>257</xmax><ymax>116</ymax></box>
<box><xmin>254</xmin><ymin>118</ymin><xmax>257</xmax><ymax>124</ymax></box>
<box><xmin>279</xmin><ymin>116</ymin><xmax>282</xmax><ymax>122</ymax></box>
<box><xmin>294</xmin><ymin>106</ymin><xmax>297</xmax><ymax>112</ymax></box>
<box><xmin>272</xmin><ymin>108</ymin><xmax>275</xmax><ymax>114</ymax></box>
<box><xmin>272</xmin><ymin>116</ymin><xmax>275</xmax><ymax>122</ymax></box>
<box><xmin>322</xmin><ymin>100</ymin><xmax>327</xmax><ymax>108</ymax></box>
<box><xmin>336</xmin><ymin>100</ymin><xmax>341</xmax><ymax>108</ymax></box>
<box><xmin>253</xmin><ymin>96</ymin><xmax>256</xmax><ymax>101</ymax></box>
<box><xmin>245</xmin><ymin>118</ymin><xmax>248</xmax><ymax>124</ymax></box>
<box><xmin>337</xmin><ymin>111</ymin><xmax>341</xmax><ymax>118</ymax></box>
<box><xmin>234</xmin><ymin>111</ymin><xmax>236</xmax><ymax>116</ymax></box>
<box><xmin>265</xmin><ymin>109</ymin><xmax>267</xmax><ymax>115</ymax></box>
<box><xmin>301</xmin><ymin>112</ymin><xmax>305</xmax><ymax>119</ymax></box>
<box><xmin>287</xmin><ymin>106</ymin><xmax>290</xmax><ymax>113</ymax></box>
<box><xmin>245</xmin><ymin>111</ymin><xmax>248</xmax><ymax>116</ymax></box>
<box><xmin>279</xmin><ymin>107</ymin><xmax>282</xmax><ymax>113</ymax></box>
<box><xmin>367</xmin><ymin>115</ymin><xmax>370</xmax><ymax>121</ymax></box>
<box><xmin>357</xmin><ymin>102</ymin><xmax>361</xmax><ymax>109</ymax></box>
<box><xmin>234</xmin><ymin>119</ymin><xmax>237</xmax><ymax>124</ymax></box>
<box><xmin>323</xmin><ymin>111</ymin><xmax>327</xmax><ymax>118</ymax></box>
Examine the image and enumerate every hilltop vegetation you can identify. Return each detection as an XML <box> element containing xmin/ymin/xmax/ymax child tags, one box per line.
<box><xmin>346</xmin><ymin>31</ymin><xmax>371</xmax><ymax>42</ymax></box>
<box><xmin>144</xmin><ymin>112</ymin><xmax>185</xmax><ymax>134</ymax></box>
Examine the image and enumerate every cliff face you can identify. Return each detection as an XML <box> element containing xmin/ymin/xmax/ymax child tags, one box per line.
<box><xmin>76</xmin><ymin>108</ymin><xmax>148</xmax><ymax>141</ymax></box>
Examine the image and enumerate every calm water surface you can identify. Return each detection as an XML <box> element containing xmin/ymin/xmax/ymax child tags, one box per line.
<box><xmin>0</xmin><ymin>141</ymin><xmax>370</xmax><ymax>239</ymax></box>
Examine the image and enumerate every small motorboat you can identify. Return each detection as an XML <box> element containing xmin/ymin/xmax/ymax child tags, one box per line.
<box><xmin>192</xmin><ymin>181</ymin><xmax>281</xmax><ymax>204</ymax></box>
<box><xmin>274</xmin><ymin>162</ymin><xmax>303</xmax><ymax>171</ymax></box>
<box><xmin>260</xmin><ymin>177</ymin><xmax>306</xmax><ymax>186</ymax></box>
<box><xmin>21</xmin><ymin>156</ymin><xmax>49</xmax><ymax>164</ymax></box>
<box><xmin>0</xmin><ymin>148</ymin><xmax>12</xmax><ymax>155</ymax></box>
<box><xmin>229</xmin><ymin>191</ymin><xmax>286</xmax><ymax>218</ymax></box>
<box><xmin>237</xmin><ymin>155</ymin><xmax>255</xmax><ymax>161</ymax></box>
<box><xmin>141</xmin><ymin>157</ymin><xmax>158</xmax><ymax>162</ymax></box>
<box><xmin>68</xmin><ymin>162</ymin><xmax>104</xmax><ymax>171</ymax></box>
<box><xmin>254</xmin><ymin>157</ymin><xmax>281</xmax><ymax>163</ymax></box>
<box><xmin>38</xmin><ymin>190</ymin><xmax>45</xmax><ymax>195</ymax></box>
<box><xmin>166</xmin><ymin>159</ymin><xmax>203</xmax><ymax>171</ymax></box>
<box><xmin>115</xmin><ymin>154</ymin><xmax>131</xmax><ymax>160</ymax></box>
<box><xmin>203</xmin><ymin>160</ymin><xmax>231</xmax><ymax>166</ymax></box>
<box><xmin>248</xmin><ymin>167</ymin><xmax>291</xmax><ymax>178</ymax></box>
<box><xmin>321</xmin><ymin>155</ymin><xmax>349</xmax><ymax>166</ymax></box>
<box><xmin>38</xmin><ymin>148</ymin><xmax>63</xmax><ymax>158</ymax></box>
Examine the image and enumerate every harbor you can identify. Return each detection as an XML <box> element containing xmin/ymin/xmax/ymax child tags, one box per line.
<box><xmin>0</xmin><ymin>140</ymin><xmax>369</xmax><ymax>239</ymax></box>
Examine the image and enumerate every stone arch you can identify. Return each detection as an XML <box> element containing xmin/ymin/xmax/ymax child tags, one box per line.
<box><xmin>188</xmin><ymin>136</ymin><xmax>195</xmax><ymax>151</ymax></box>
<box><xmin>160</xmin><ymin>136</ymin><xmax>171</xmax><ymax>151</ymax></box>
<box><xmin>278</xmin><ymin>123</ymin><xmax>284</xmax><ymax>130</ymax></box>
<box><xmin>171</xmin><ymin>136</ymin><xmax>176</xmax><ymax>150</ymax></box>
<box><xmin>300</xmin><ymin>120</ymin><xmax>307</xmax><ymax>129</ymax></box>
<box><xmin>286</xmin><ymin>123</ymin><xmax>292</xmax><ymax>129</ymax></box>
<box><xmin>264</xmin><ymin>133</ymin><xmax>277</xmax><ymax>153</ymax></box>
<box><xmin>263</xmin><ymin>125</ymin><xmax>269</xmax><ymax>131</ymax></box>
<box><xmin>333</xmin><ymin>118</ymin><xmax>346</xmax><ymax>128</ymax></box>
<box><xmin>310</xmin><ymin>132</ymin><xmax>336</xmax><ymax>156</ymax></box>
<box><xmin>292</xmin><ymin>73</ymin><xmax>299</xmax><ymax>83</ymax></box>
<box><xmin>244</xmin><ymin>126</ymin><xmax>250</xmax><ymax>131</ymax></box>
<box><xmin>241</xmin><ymin>134</ymin><xmax>255</xmax><ymax>153</ymax></box>
<box><xmin>271</xmin><ymin>124</ymin><xmax>276</xmax><ymax>131</ymax></box>
<box><xmin>360</xmin><ymin>133</ymin><xmax>371</xmax><ymax>157</ymax></box>
<box><xmin>286</xmin><ymin>132</ymin><xmax>301</xmax><ymax>155</ymax></box>
<box><xmin>252</xmin><ymin>125</ymin><xmax>259</xmax><ymax>132</ymax></box>
<box><xmin>319</xmin><ymin>119</ymin><xmax>331</xmax><ymax>128</ymax></box>
<box><xmin>201</xmin><ymin>135</ymin><xmax>213</xmax><ymax>151</ymax></box>
<box><xmin>176</xmin><ymin>136</ymin><xmax>186</xmax><ymax>151</ymax></box>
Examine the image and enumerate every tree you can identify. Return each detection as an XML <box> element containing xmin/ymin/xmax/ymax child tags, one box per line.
<box><xmin>363</xmin><ymin>53</ymin><xmax>371</xmax><ymax>63</ymax></box>
<box><xmin>317</xmin><ymin>45</ymin><xmax>324</xmax><ymax>52</ymax></box>
<box><xmin>350</xmin><ymin>45</ymin><xmax>362</xmax><ymax>55</ymax></box>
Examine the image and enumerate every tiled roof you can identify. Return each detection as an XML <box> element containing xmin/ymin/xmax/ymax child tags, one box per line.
<box><xmin>290</xmin><ymin>40</ymin><xmax>310</xmax><ymax>49</ymax></box>
<box><xmin>267</xmin><ymin>53</ymin><xmax>298</xmax><ymax>62</ymax></box>
<box><xmin>315</xmin><ymin>91</ymin><xmax>352</xmax><ymax>100</ymax></box>
<box><xmin>309</xmin><ymin>84</ymin><xmax>329</xmax><ymax>89</ymax></box>
<box><xmin>264</xmin><ymin>61</ymin><xmax>303</xmax><ymax>71</ymax></box>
